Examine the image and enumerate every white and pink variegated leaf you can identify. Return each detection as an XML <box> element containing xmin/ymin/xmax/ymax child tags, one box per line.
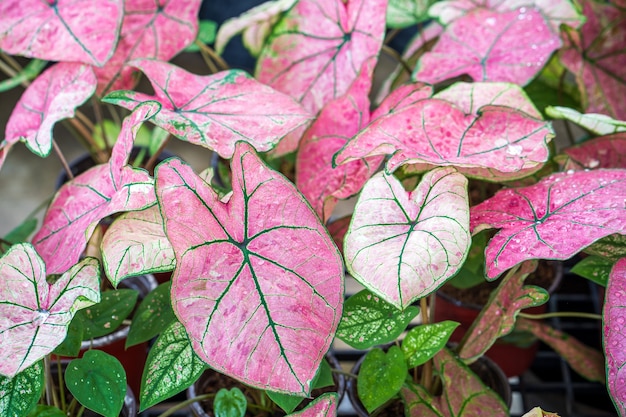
<box><xmin>101</xmin><ymin>205</ymin><xmax>175</xmax><ymax>287</ymax></box>
<box><xmin>255</xmin><ymin>0</ymin><xmax>387</xmax><ymax>115</ymax></box>
<box><xmin>371</xmin><ymin>82</ymin><xmax>433</xmax><ymax>119</ymax></box>
<box><xmin>334</xmin><ymin>94</ymin><xmax>553</xmax><ymax>181</ymax></box>
<box><xmin>546</xmin><ymin>107</ymin><xmax>626</xmax><ymax>137</ymax></box>
<box><xmin>0</xmin><ymin>244</ymin><xmax>99</xmax><ymax>377</ymax></box>
<box><xmin>557</xmin><ymin>134</ymin><xmax>626</xmax><ymax>172</ymax></box>
<box><xmin>429</xmin><ymin>0</ymin><xmax>584</xmax><ymax>32</ymax></box>
<box><xmin>344</xmin><ymin>167</ymin><xmax>470</xmax><ymax>309</ymax></box>
<box><xmin>414</xmin><ymin>8</ymin><xmax>561</xmax><ymax>86</ymax></box>
<box><xmin>296</xmin><ymin>58</ymin><xmax>383</xmax><ymax>222</ymax></box>
<box><xmin>32</xmin><ymin>103</ymin><xmax>160</xmax><ymax>275</ymax></box>
<box><xmin>560</xmin><ymin>1</ymin><xmax>626</xmax><ymax>120</ymax></box>
<box><xmin>0</xmin><ymin>0</ymin><xmax>123</xmax><ymax>66</ymax></box>
<box><xmin>93</xmin><ymin>0</ymin><xmax>201</xmax><ymax>95</ymax></box>
<box><xmin>286</xmin><ymin>393</ymin><xmax>338</xmax><ymax>417</ymax></box>
<box><xmin>156</xmin><ymin>142</ymin><xmax>344</xmax><ymax>394</ymax></box>
<box><xmin>104</xmin><ymin>59</ymin><xmax>312</xmax><ymax>158</ymax></box>
<box><xmin>605</xmin><ymin>258</ymin><xmax>626</xmax><ymax>416</ymax></box>
<box><xmin>471</xmin><ymin>169</ymin><xmax>626</xmax><ymax>279</ymax></box>
<box><xmin>4</xmin><ymin>63</ymin><xmax>97</xmax><ymax>158</ymax></box>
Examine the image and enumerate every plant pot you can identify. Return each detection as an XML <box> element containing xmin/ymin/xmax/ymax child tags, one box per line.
<box><xmin>347</xmin><ymin>350</ymin><xmax>512</xmax><ymax>417</ymax></box>
<box><xmin>186</xmin><ymin>352</ymin><xmax>346</xmax><ymax>417</ymax></box>
<box><xmin>434</xmin><ymin>261</ymin><xmax>563</xmax><ymax>377</ymax></box>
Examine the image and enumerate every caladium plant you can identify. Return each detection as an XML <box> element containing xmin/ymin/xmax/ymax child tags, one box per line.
<box><xmin>1</xmin><ymin>0</ymin><xmax>626</xmax><ymax>416</ymax></box>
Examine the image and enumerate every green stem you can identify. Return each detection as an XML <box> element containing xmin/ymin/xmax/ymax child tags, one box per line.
<box><xmin>43</xmin><ymin>356</ymin><xmax>59</xmax><ymax>408</ymax></box>
<box><xmin>53</xmin><ymin>139</ymin><xmax>74</xmax><ymax>181</ymax></box>
<box><xmin>518</xmin><ymin>311</ymin><xmax>602</xmax><ymax>320</ymax></box>
<box><xmin>0</xmin><ymin>58</ymin><xmax>47</xmax><ymax>92</ymax></box>
<box><xmin>331</xmin><ymin>368</ymin><xmax>358</xmax><ymax>380</ymax></box>
<box><xmin>144</xmin><ymin>134</ymin><xmax>172</xmax><ymax>173</ymax></box>
<box><xmin>381</xmin><ymin>44</ymin><xmax>411</xmax><ymax>76</ymax></box>
<box><xmin>156</xmin><ymin>394</ymin><xmax>215</xmax><ymax>417</ymax></box>
<box><xmin>195</xmin><ymin>40</ymin><xmax>229</xmax><ymax>70</ymax></box>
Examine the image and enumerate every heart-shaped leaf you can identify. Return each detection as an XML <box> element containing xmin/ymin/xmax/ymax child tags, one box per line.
<box><xmin>344</xmin><ymin>167</ymin><xmax>470</xmax><ymax>309</ymax></box>
<box><xmin>546</xmin><ymin>106</ymin><xmax>626</xmax><ymax>136</ymax></box>
<box><xmin>334</xmin><ymin>97</ymin><xmax>553</xmax><ymax>181</ymax></box>
<box><xmin>32</xmin><ymin>103</ymin><xmax>160</xmax><ymax>274</ymax></box>
<box><xmin>66</xmin><ymin>350</ymin><xmax>126</xmax><ymax>417</ymax></box>
<box><xmin>571</xmin><ymin>255</ymin><xmax>613</xmax><ymax>286</ymax></box>
<box><xmin>101</xmin><ymin>205</ymin><xmax>175</xmax><ymax>286</ymax></box>
<box><xmin>4</xmin><ymin>63</ymin><xmax>96</xmax><ymax>158</ymax></box>
<box><xmin>214</xmin><ymin>388</ymin><xmax>247</xmax><ymax>417</ymax></box>
<box><xmin>156</xmin><ymin>142</ymin><xmax>344</xmax><ymax>394</ymax></box>
<box><xmin>0</xmin><ymin>361</ymin><xmax>43</xmax><ymax>416</ymax></box>
<box><xmin>556</xmin><ymin>134</ymin><xmax>626</xmax><ymax>172</ymax></box>
<box><xmin>126</xmin><ymin>281</ymin><xmax>176</xmax><ymax>348</ymax></box>
<box><xmin>337</xmin><ymin>290</ymin><xmax>420</xmax><ymax>349</ymax></box>
<box><xmin>517</xmin><ymin>318</ymin><xmax>605</xmax><ymax>382</ymax></box>
<box><xmin>256</xmin><ymin>0</ymin><xmax>387</xmax><ymax>114</ymax></box>
<box><xmin>372</xmin><ymin>82</ymin><xmax>434</xmax><ymax>118</ymax></box>
<box><xmin>400</xmin><ymin>382</ymin><xmax>444</xmax><ymax>417</ymax></box>
<box><xmin>140</xmin><ymin>321</ymin><xmax>208</xmax><ymax>411</ymax></box>
<box><xmin>560</xmin><ymin>1</ymin><xmax>626</xmax><ymax>119</ymax></box>
<box><xmin>402</xmin><ymin>321</ymin><xmax>459</xmax><ymax>368</ymax></box>
<box><xmin>93</xmin><ymin>0</ymin><xmax>201</xmax><ymax>95</ymax></box>
<box><xmin>104</xmin><ymin>59</ymin><xmax>312</xmax><ymax>158</ymax></box>
<box><xmin>457</xmin><ymin>261</ymin><xmax>549</xmax><ymax>362</ymax></box>
<box><xmin>285</xmin><ymin>393</ymin><xmax>338</xmax><ymax>417</ymax></box>
<box><xmin>77</xmin><ymin>289</ymin><xmax>138</xmax><ymax>340</ymax></box>
<box><xmin>604</xmin><ymin>258</ymin><xmax>626</xmax><ymax>415</ymax></box>
<box><xmin>26</xmin><ymin>405</ymin><xmax>67</xmax><ymax>417</ymax></box>
<box><xmin>471</xmin><ymin>169</ymin><xmax>626</xmax><ymax>279</ymax></box>
<box><xmin>358</xmin><ymin>346</ymin><xmax>406</xmax><ymax>413</ymax></box>
<box><xmin>0</xmin><ymin>244</ymin><xmax>100</xmax><ymax>377</ymax></box>
<box><xmin>414</xmin><ymin>8</ymin><xmax>561</xmax><ymax>85</ymax></box>
<box><xmin>0</xmin><ymin>0</ymin><xmax>123</xmax><ymax>66</ymax></box>
<box><xmin>296</xmin><ymin>58</ymin><xmax>383</xmax><ymax>222</ymax></box>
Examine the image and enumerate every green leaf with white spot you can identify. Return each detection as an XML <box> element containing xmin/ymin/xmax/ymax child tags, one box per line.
<box><xmin>0</xmin><ymin>361</ymin><xmax>43</xmax><ymax>417</ymax></box>
<box><xmin>77</xmin><ymin>289</ymin><xmax>138</xmax><ymax>340</ymax></box>
<box><xmin>139</xmin><ymin>321</ymin><xmax>208</xmax><ymax>411</ymax></box>
<box><xmin>401</xmin><ymin>321</ymin><xmax>459</xmax><ymax>368</ymax></box>
<box><xmin>337</xmin><ymin>289</ymin><xmax>419</xmax><ymax>349</ymax></box>
<box><xmin>571</xmin><ymin>256</ymin><xmax>613</xmax><ymax>287</ymax></box>
<box><xmin>357</xmin><ymin>346</ymin><xmax>407</xmax><ymax>413</ymax></box>
<box><xmin>65</xmin><ymin>350</ymin><xmax>126</xmax><ymax>417</ymax></box>
<box><xmin>214</xmin><ymin>388</ymin><xmax>247</xmax><ymax>417</ymax></box>
<box><xmin>126</xmin><ymin>282</ymin><xmax>176</xmax><ymax>348</ymax></box>
<box><xmin>584</xmin><ymin>234</ymin><xmax>626</xmax><ymax>261</ymax></box>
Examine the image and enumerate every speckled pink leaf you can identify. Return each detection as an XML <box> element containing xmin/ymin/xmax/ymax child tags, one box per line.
<box><xmin>414</xmin><ymin>8</ymin><xmax>561</xmax><ymax>85</ymax></box>
<box><xmin>605</xmin><ymin>258</ymin><xmax>626</xmax><ymax>415</ymax></box>
<box><xmin>471</xmin><ymin>169</ymin><xmax>626</xmax><ymax>279</ymax></box>
<box><xmin>560</xmin><ymin>1</ymin><xmax>626</xmax><ymax>119</ymax></box>
<box><xmin>296</xmin><ymin>58</ymin><xmax>382</xmax><ymax>222</ymax></box>
<box><xmin>334</xmin><ymin>97</ymin><xmax>553</xmax><ymax>180</ymax></box>
<box><xmin>344</xmin><ymin>167</ymin><xmax>470</xmax><ymax>309</ymax></box>
<box><xmin>32</xmin><ymin>103</ymin><xmax>160</xmax><ymax>274</ymax></box>
<box><xmin>255</xmin><ymin>0</ymin><xmax>387</xmax><ymax>114</ymax></box>
<box><xmin>286</xmin><ymin>393</ymin><xmax>337</xmax><ymax>417</ymax></box>
<box><xmin>4</xmin><ymin>63</ymin><xmax>96</xmax><ymax>158</ymax></box>
<box><xmin>104</xmin><ymin>59</ymin><xmax>312</xmax><ymax>158</ymax></box>
<box><xmin>557</xmin><ymin>134</ymin><xmax>626</xmax><ymax>172</ymax></box>
<box><xmin>93</xmin><ymin>0</ymin><xmax>201</xmax><ymax>95</ymax></box>
<box><xmin>371</xmin><ymin>82</ymin><xmax>433</xmax><ymax>119</ymax></box>
<box><xmin>458</xmin><ymin>261</ymin><xmax>549</xmax><ymax>362</ymax></box>
<box><xmin>0</xmin><ymin>244</ymin><xmax>99</xmax><ymax>377</ymax></box>
<box><xmin>429</xmin><ymin>0</ymin><xmax>584</xmax><ymax>32</ymax></box>
<box><xmin>101</xmin><ymin>205</ymin><xmax>175</xmax><ymax>287</ymax></box>
<box><xmin>517</xmin><ymin>318</ymin><xmax>605</xmax><ymax>382</ymax></box>
<box><xmin>0</xmin><ymin>0</ymin><xmax>122</xmax><ymax>66</ymax></box>
<box><xmin>156</xmin><ymin>142</ymin><xmax>343</xmax><ymax>394</ymax></box>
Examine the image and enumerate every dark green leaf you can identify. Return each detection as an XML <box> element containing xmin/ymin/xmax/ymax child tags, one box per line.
<box><xmin>0</xmin><ymin>361</ymin><xmax>43</xmax><ymax>417</ymax></box>
<box><xmin>0</xmin><ymin>59</ymin><xmax>47</xmax><ymax>93</ymax></box>
<box><xmin>52</xmin><ymin>314</ymin><xmax>84</xmax><ymax>357</ymax></box>
<box><xmin>337</xmin><ymin>290</ymin><xmax>419</xmax><ymax>349</ymax></box>
<box><xmin>266</xmin><ymin>391</ymin><xmax>303</xmax><ymax>414</ymax></box>
<box><xmin>184</xmin><ymin>20</ymin><xmax>218</xmax><ymax>52</ymax></box>
<box><xmin>357</xmin><ymin>346</ymin><xmax>407</xmax><ymax>413</ymax></box>
<box><xmin>402</xmin><ymin>321</ymin><xmax>459</xmax><ymax>368</ymax></box>
<box><xmin>27</xmin><ymin>405</ymin><xmax>66</xmax><ymax>417</ymax></box>
<box><xmin>140</xmin><ymin>321</ymin><xmax>208</xmax><ymax>411</ymax></box>
<box><xmin>77</xmin><ymin>289</ymin><xmax>138</xmax><ymax>339</ymax></box>
<box><xmin>571</xmin><ymin>255</ymin><xmax>613</xmax><ymax>286</ymax></box>
<box><xmin>126</xmin><ymin>282</ymin><xmax>176</xmax><ymax>348</ymax></box>
<box><xmin>65</xmin><ymin>351</ymin><xmax>126</xmax><ymax>417</ymax></box>
<box><xmin>214</xmin><ymin>388</ymin><xmax>247</xmax><ymax>417</ymax></box>
<box><xmin>312</xmin><ymin>358</ymin><xmax>334</xmax><ymax>390</ymax></box>
<box><xmin>448</xmin><ymin>231</ymin><xmax>487</xmax><ymax>289</ymax></box>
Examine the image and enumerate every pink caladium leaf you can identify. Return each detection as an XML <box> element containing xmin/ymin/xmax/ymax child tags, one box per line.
<box><xmin>429</xmin><ymin>0</ymin><xmax>585</xmax><ymax>32</ymax></box>
<box><xmin>156</xmin><ymin>142</ymin><xmax>344</xmax><ymax>394</ymax></box>
<box><xmin>296</xmin><ymin>58</ymin><xmax>383</xmax><ymax>222</ymax></box>
<box><xmin>458</xmin><ymin>261</ymin><xmax>549</xmax><ymax>362</ymax></box>
<box><xmin>517</xmin><ymin>318</ymin><xmax>605</xmax><ymax>382</ymax></box>
<box><xmin>560</xmin><ymin>1</ymin><xmax>626</xmax><ymax>120</ymax></box>
<box><xmin>0</xmin><ymin>0</ymin><xmax>122</xmax><ymax>66</ymax></box>
<box><xmin>344</xmin><ymin>167</ymin><xmax>470</xmax><ymax>309</ymax></box>
<box><xmin>255</xmin><ymin>0</ymin><xmax>387</xmax><ymax>114</ymax></box>
<box><xmin>101</xmin><ymin>205</ymin><xmax>175</xmax><ymax>287</ymax></box>
<box><xmin>413</xmin><ymin>8</ymin><xmax>561</xmax><ymax>85</ymax></box>
<box><xmin>472</xmin><ymin>169</ymin><xmax>626</xmax><ymax>279</ymax></box>
<box><xmin>33</xmin><ymin>103</ymin><xmax>160</xmax><ymax>275</ymax></box>
<box><xmin>104</xmin><ymin>59</ymin><xmax>312</xmax><ymax>158</ymax></box>
<box><xmin>556</xmin><ymin>134</ymin><xmax>626</xmax><ymax>172</ymax></box>
<box><xmin>334</xmin><ymin>95</ymin><xmax>553</xmax><ymax>181</ymax></box>
<box><xmin>372</xmin><ymin>82</ymin><xmax>433</xmax><ymax>119</ymax></box>
<box><xmin>285</xmin><ymin>393</ymin><xmax>337</xmax><ymax>417</ymax></box>
<box><xmin>605</xmin><ymin>258</ymin><xmax>626</xmax><ymax>415</ymax></box>
<box><xmin>0</xmin><ymin>243</ymin><xmax>100</xmax><ymax>377</ymax></box>
<box><xmin>4</xmin><ymin>63</ymin><xmax>97</xmax><ymax>158</ymax></box>
<box><xmin>93</xmin><ymin>0</ymin><xmax>201</xmax><ymax>95</ymax></box>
